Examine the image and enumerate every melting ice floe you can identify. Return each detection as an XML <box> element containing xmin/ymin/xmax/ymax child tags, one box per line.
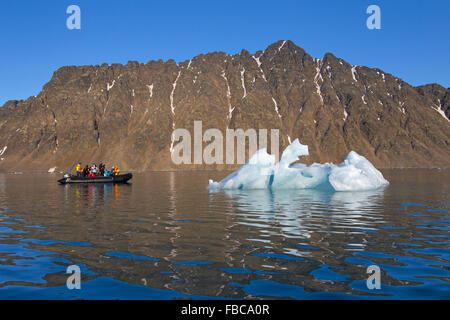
<box><xmin>207</xmin><ymin>139</ymin><xmax>389</xmax><ymax>192</ymax></box>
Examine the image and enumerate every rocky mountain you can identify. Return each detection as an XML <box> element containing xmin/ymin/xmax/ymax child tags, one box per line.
<box><xmin>0</xmin><ymin>40</ymin><xmax>449</xmax><ymax>172</ymax></box>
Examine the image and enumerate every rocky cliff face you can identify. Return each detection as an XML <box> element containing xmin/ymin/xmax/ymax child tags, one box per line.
<box><xmin>0</xmin><ymin>40</ymin><xmax>449</xmax><ymax>172</ymax></box>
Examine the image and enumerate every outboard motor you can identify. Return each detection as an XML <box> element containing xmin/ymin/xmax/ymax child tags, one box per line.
<box><xmin>63</xmin><ymin>173</ymin><xmax>70</xmax><ymax>179</ymax></box>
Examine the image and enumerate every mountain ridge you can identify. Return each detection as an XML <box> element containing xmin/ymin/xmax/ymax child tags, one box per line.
<box><xmin>1</xmin><ymin>40</ymin><xmax>449</xmax><ymax>172</ymax></box>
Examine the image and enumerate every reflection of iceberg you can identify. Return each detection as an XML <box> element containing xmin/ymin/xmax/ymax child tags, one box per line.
<box><xmin>207</xmin><ymin>139</ymin><xmax>388</xmax><ymax>191</ymax></box>
<box><xmin>212</xmin><ymin>187</ymin><xmax>386</xmax><ymax>242</ymax></box>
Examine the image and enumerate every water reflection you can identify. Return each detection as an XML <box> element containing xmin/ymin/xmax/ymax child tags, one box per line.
<box><xmin>0</xmin><ymin>175</ymin><xmax>6</xmax><ymax>208</ymax></box>
<box><xmin>62</xmin><ymin>184</ymin><xmax>124</xmax><ymax>213</ymax></box>
<box><xmin>210</xmin><ymin>188</ymin><xmax>386</xmax><ymax>242</ymax></box>
<box><xmin>0</xmin><ymin>171</ymin><xmax>448</xmax><ymax>299</ymax></box>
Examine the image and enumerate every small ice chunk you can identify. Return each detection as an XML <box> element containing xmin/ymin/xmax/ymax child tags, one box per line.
<box><xmin>329</xmin><ymin>151</ymin><xmax>389</xmax><ymax>191</ymax></box>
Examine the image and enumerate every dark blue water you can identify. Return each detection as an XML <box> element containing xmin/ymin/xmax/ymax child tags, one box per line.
<box><xmin>0</xmin><ymin>170</ymin><xmax>448</xmax><ymax>299</ymax></box>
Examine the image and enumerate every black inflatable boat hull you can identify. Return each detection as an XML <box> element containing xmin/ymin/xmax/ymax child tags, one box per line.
<box><xmin>58</xmin><ymin>173</ymin><xmax>132</xmax><ymax>184</ymax></box>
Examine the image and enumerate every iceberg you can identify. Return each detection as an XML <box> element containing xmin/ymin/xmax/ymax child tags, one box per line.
<box><xmin>207</xmin><ymin>139</ymin><xmax>389</xmax><ymax>192</ymax></box>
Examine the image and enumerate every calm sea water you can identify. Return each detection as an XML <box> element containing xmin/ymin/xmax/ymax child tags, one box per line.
<box><xmin>0</xmin><ymin>170</ymin><xmax>448</xmax><ymax>300</ymax></box>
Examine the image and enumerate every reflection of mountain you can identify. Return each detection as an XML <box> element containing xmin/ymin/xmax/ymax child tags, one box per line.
<box><xmin>0</xmin><ymin>175</ymin><xmax>6</xmax><ymax>208</ymax></box>
<box><xmin>1</xmin><ymin>40</ymin><xmax>449</xmax><ymax>172</ymax></box>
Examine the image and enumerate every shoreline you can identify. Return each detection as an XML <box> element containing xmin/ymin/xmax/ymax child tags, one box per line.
<box><xmin>1</xmin><ymin>167</ymin><xmax>449</xmax><ymax>175</ymax></box>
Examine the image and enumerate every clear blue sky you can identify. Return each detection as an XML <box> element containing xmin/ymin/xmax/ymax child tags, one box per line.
<box><xmin>0</xmin><ymin>0</ymin><xmax>449</xmax><ymax>106</ymax></box>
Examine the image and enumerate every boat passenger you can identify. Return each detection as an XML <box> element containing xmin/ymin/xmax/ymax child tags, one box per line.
<box><xmin>113</xmin><ymin>166</ymin><xmax>120</xmax><ymax>176</ymax></box>
<box><xmin>75</xmin><ymin>162</ymin><xmax>82</xmax><ymax>176</ymax></box>
<box><xmin>99</xmin><ymin>163</ymin><xmax>105</xmax><ymax>176</ymax></box>
<box><xmin>83</xmin><ymin>165</ymin><xmax>90</xmax><ymax>177</ymax></box>
<box><xmin>91</xmin><ymin>164</ymin><xmax>98</xmax><ymax>177</ymax></box>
